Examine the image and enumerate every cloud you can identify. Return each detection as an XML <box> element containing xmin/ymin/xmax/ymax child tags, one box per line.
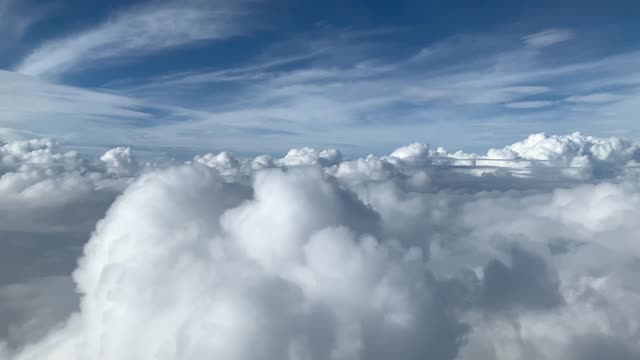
<box><xmin>479</xmin><ymin>246</ymin><xmax>564</xmax><ymax>311</ymax></box>
<box><xmin>0</xmin><ymin>138</ymin><xmax>153</xmax><ymax>352</ymax></box>
<box><xmin>569</xmin><ymin>335</ymin><xmax>640</xmax><ymax>360</ymax></box>
<box><xmin>1</xmin><ymin>132</ymin><xmax>640</xmax><ymax>359</ymax></box>
<box><xmin>522</xmin><ymin>29</ymin><xmax>574</xmax><ymax>48</ymax></box>
<box><xmin>0</xmin><ymin>70</ymin><xmax>154</xmax><ymax>145</ymax></box>
<box><xmin>504</xmin><ymin>100</ymin><xmax>554</xmax><ymax>109</ymax></box>
<box><xmin>407</xmin><ymin>132</ymin><xmax>640</xmax><ymax>181</ymax></box>
<box><xmin>455</xmin><ymin>180</ymin><xmax>640</xmax><ymax>359</ymax></box>
<box><xmin>15</xmin><ymin>0</ymin><xmax>249</xmax><ymax>78</ymax></box>
<box><xmin>0</xmin><ymin>138</ymin><xmax>141</xmax><ymax>281</ymax></box>
<box><xmin>564</xmin><ymin>93</ymin><xmax>626</xmax><ymax>104</ymax></box>
<box><xmin>7</xmin><ymin>164</ymin><xmax>464</xmax><ymax>360</ymax></box>
<box><xmin>100</xmin><ymin>147</ymin><xmax>139</xmax><ymax>176</ymax></box>
<box><xmin>279</xmin><ymin>148</ymin><xmax>343</xmax><ymax>167</ymax></box>
<box><xmin>0</xmin><ymin>276</ymin><xmax>77</xmax><ymax>349</ymax></box>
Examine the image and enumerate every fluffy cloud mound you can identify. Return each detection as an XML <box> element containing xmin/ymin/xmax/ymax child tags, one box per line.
<box><xmin>11</xmin><ymin>166</ymin><xmax>465</xmax><ymax>360</ymax></box>
<box><xmin>192</xmin><ymin>151</ymin><xmax>242</xmax><ymax>179</ymax></box>
<box><xmin>2</xmin><ymin>133</ymin><xmax>640</xmax><ymax>360</ymax></box>
<box><xmin>0</xmin><ymin>139</ymin><xmax>136</xmax><ymax>234</ymax></box>
<box><xmin>279</xmin><ymin>147</ymin><xmax>343</xmax><ymax>167</ymax></box>
<box><xmin>100</xmin><ymin>147</ymin><xmax>138</xmax><ymax>176</ymax></box>
<box><xmin>191</xmin><ymin>133</ymin><xmax>640</xmax><ymax>186</ymax></box>
<box><xmin>440</xmin><ymin>132</ymin><xmax>640</xmax><ymax>179</ymax></box>
<box><xmin>0</xmin><ymin>139</ymin><xmax>145</xmax><ymax>349</ymax></box>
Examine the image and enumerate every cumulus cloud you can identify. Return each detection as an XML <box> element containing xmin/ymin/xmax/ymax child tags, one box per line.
<box><xmin>100</xmin><ymin>147</ymin><xmax>138</xmax><ymax>176</ymax></box>
<box><xmin>192</xmin><ymin>151</ymin><xmax>242</xmax><ymax>179</ymax></box>
<box><xmin>1</xmin><ymin>132</ymin><xmax>640</xmax><ymax>360</ymax></box>
<box><xmin>434</xmin><ymin>132</ymin><xmax>640</xmax><ymax>180</ymax></box>
<box><xmin>0</xmin><ymin>138</ymin><xmax>151</xmax><ymax>290</ymax></box>
<box><xmin>279</xmin><ymin>148</ymin><xmax>344</xmax><ymax>167</ymax></box>
<box><xmin>0</xmin><ymin>138</ymin><xmax>152</xmax><ymax>352</ymax></box>
<box><xmin>0</xmin><ymin>139</ymin><xmax>138</xmax><ymax>230</ymax></box>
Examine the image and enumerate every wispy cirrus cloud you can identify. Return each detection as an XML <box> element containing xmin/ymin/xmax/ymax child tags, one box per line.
<box><xmin>0</xmin><ymin>70</ymin><xmax>300</xmax><ymax>155</ymax></box>
<box><xmin>103</xmin><ymin>28</ymin><xmax>640</xmax><ymax>153</ymax></box>
<box><xmin>0</xmin><ymin>70</ymin><xmax>154</xmax><ymax>146</ymax></box>
<box><xmin>504</xmin><ymin>101</ymin><xmax>555</xmax><ymax>109</ymax></box>
<box><xmin>15</xmin><ymin>0</ymin><xmax>251</xmax><ymax>78</ymax></box>
<box><xmin>521</xmin><ymin>28</ymin><xmax>574</xmax><ymax>48</ymax></box>
<box><xmin>564</xmin><ymin>93</ymin><xmax>626</xmax><ymax>104</ymax></box>
<box><xmin>3</xmin><ymin>25</ymin><xmax>640</xmax><ymax>155</ymax></box>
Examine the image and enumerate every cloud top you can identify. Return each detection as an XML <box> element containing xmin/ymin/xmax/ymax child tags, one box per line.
<box><xmin>1</xmin><ymin>132</ymin><xmax>640</xmax><ymax>360</ymax></box>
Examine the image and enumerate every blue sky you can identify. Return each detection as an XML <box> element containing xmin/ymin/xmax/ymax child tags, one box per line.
<box><xmin>1</xmin><ymin>0</ymin><xmax>639</xmax><ymax>157</ymax></box>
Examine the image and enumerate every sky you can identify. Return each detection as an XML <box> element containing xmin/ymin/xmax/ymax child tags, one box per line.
<box><xmin>1</xmin><ymin>0</ymin><xmax>639</xmax><ymax>157</ymax></box>
<box><xmin>3</xmin><ymin>2</ymin><xmax>640</xmax><ymax>359</ymax></box>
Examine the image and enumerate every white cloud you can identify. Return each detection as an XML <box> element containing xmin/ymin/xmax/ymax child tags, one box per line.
<box><xmin>504</xmin><ymin>100</ymin><xmax>554</xmax><ymax>109</ymax></box>
<box><xmin>15</xmin><ymin>0</ymin><xmax>248</xmax><ymax>78</ymax></box>
<box><xmin>0</xmin><ymin>139</ymin><xmax>148</xmax><ymax>348</ymax></box>
<box><xmin>564</xmin><ymin>93</ymin><xmax>626</xmax><ymax>104</ymax></box>
<box><xmin>192</xmin><ymin>151</ymin><xmax>241</xmax><ymax>179</ymax></box>
<box><xmin>100</xmin><ymin>147</ymin><xmax>139</xmax><ymax>176</ymax></box>
<box><xmin>1</xmin><ymin>133</ymin><xmax>639</xmax><ymax>359</ymax></box>
<box><xmin>0</xmin><ymin>138</ymin><xmax>139</xmax><ymax>234</ymax></box>
<box><xmin>433</xmin><ymin>132</ymin><xmax>640</xmax><ymax>180</ymax></box>
<box><xmin>0</xmin><ymin>70</ymin><xmax>153</xmax><ymax>145</ymax></box>
<box><xmin>522</xmin><ymin>29</ymin><xmax>574</xmax><ymax>48</ymax></box>
<box><xmin>6</xmin><ymin>164</ymin><xmax>460</xmax><ymax>360</ymax></box>
<box><xmin>279</xmin><ymin>148</ymin><xmax>343</xmax><ymax>167</ymax></box>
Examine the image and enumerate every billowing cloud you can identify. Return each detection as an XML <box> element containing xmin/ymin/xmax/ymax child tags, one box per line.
<box><xmin>0</xmin><ymin>138</ymin><xmax>144</xmax><ymax>351</ymax></box>
<box><xmin>436</xmin><ymin>132</ymin><xmax>640</xmax><ymax>180</ymax></box>
<box><xmin>100</xmin><ymin>147</ymin><xmax>139</xmax><ymax>177</ymax></box>
<box><xmin>1</xmin><ymin>132</ymin><xmax>640</xmax><ymax>360</ymax></box>
<box><xmin>0</xmin><ymin>138</ymin><xmax>143</xmax><ymax>292</ymax></box>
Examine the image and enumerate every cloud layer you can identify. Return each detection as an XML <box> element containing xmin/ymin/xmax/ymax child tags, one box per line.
<box><xmin>1</xmin><ymin>133</ymin><xmax>640</xmax><ymax>360</ymax></box>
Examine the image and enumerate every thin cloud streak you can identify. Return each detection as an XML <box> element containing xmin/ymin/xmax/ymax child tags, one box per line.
<box><xmin>15</xmin><ymin>0</ymin><xmax>250</xmax><ymax>78</ymax></box>
<box><xmin>521</xmin><ymin>28</ymin><xmax>574</xmax><ymax>48</ymax></box>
